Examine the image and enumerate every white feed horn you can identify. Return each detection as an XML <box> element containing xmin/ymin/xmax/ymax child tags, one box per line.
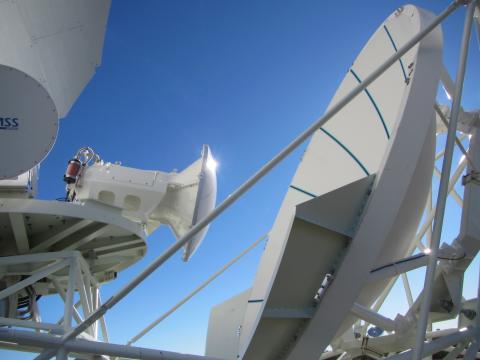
<box><xmin>69</xmin><ymin>145</ymin><xmax>217</xmax><ymax>261</ymax></box>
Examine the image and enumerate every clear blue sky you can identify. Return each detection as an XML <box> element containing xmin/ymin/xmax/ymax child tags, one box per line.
<box><xmin>2</xmin><ymin>1</ymin><xmax>479</xmax><ymax>358</ymax></box>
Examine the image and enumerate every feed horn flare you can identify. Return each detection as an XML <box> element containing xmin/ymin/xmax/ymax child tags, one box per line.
<box><xmin>66</xmin><ymin>144</ymin><xmax>217</xmax><ymax>262</ymax></box>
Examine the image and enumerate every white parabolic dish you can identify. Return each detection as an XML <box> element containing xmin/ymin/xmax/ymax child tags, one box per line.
<box><xmin>236</xmin><ymin>5</ymin><xmax>443</xmax><ymax>360</ymax></box>
<box><xmin>0</xmin><ymin>0</ymin><xmax>110</xmax><ymax>179</ymax></box>
<box><xmin>0</xmin><ymin>65</ymin><xmax>58</xmax><ymax>180</ymax></box>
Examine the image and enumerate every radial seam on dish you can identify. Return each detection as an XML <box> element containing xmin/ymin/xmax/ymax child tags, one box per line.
<box><xmin>320</xmin><ymin>128</ymin><xmax>370</xmax><ymax>176</ymax></box>
<box><xmin>349</xmin><ymin>68</ymin><xmax>391</xmax><ymax>140</ymax></box>
<box><xmin>383</xmin><ymin>24</ymin><xmax>409</xmax><ymax>83</ymax></box>
<box><xmin>289</xmin><ymin>185</ymin><xmax>317</xmax><ymax>198</ymax></box>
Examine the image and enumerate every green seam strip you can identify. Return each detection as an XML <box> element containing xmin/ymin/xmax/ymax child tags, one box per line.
<box><xmin>320</xmin><ymin>128</ymin><xmax>370</xmax><ymax>176</ymax></box>
<box><xmin>289</xmin><ymin>185</ymin><xmax>317</xmax><ymax>198</ymax></box>
<box><xmin>349</xmin><ymin>68</ymin><xmax>391</xmax><ymax>139</ymax></box>
<box><xmin>383</xmin><ymin>24</ymin><xmax>409</xmax><ymax>83</ymax></box>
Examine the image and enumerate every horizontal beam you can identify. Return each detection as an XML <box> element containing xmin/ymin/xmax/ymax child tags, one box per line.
<box><xmin>0</xmin><ymin>317</ymin><xmax>63</xmax><ymax>333</ymax></box>
<box><xmin>0</xmin><ymin>329</ymin><xmax>220</xmax><ymax>360</ymax></box>
<box><xmin>0</xmin><ymin>251</ymin><xmax>79</xmax><ymax>266</ymax></box>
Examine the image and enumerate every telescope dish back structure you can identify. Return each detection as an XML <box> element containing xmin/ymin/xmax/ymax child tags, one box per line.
<box><xmin>229</xmin><ymin>5</ymin><xmax>443</xmax><ymax>360</ymax></box>
<box><xmin>0</xmin><ymin>199</ymin><xmax>147</xmax><ymax>292</ymax></box>
<box><xmin>0</xmin><ymin>0</ymin><xmax>110</xmax><ymax>179</ymax></box>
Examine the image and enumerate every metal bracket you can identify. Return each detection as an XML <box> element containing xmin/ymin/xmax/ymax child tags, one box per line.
<box><xmin>462</xmin><ymin>170</ymin><xmax>480</xmax><ymax>186</ymax></box>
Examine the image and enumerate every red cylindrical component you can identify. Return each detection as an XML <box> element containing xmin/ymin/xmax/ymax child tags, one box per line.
<box><xmin>63</xmin><ymin>158</ymin><xmax>82</xmax><ymax>184</ymax></box>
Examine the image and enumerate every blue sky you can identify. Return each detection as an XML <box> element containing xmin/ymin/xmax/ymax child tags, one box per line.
<box><xmin>2</xmin><ymin>1</ymin><xmax>480</xmax><ymax>358</ymax></box>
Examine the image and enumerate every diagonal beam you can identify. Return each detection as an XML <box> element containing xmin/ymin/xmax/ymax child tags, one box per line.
<box><xmin>435</xmin><ymin>133</ymin><xmax>468</xmax><ymax>161</ymax></box>
<box><xmin>443</xmin><ymin>342</ymin><xmax>468</xmax><ymax>360</ymax></box>
<box><xmin>0</xmin><ymin>260</ymin><xmax>69</xmax><ymax>301</ymax></box>
<box><xmin>350</xmin><ymin>303</ymin><xmax>396</xmax><ymax>332</ymax></box>
<box><xmin>414</xmin><ymin>157</ymin><xmax>467</xmax><ymax>251</ymax></box>
<box><xmin>97</xmin><ymin>293</ymin><xmax>110</xmax><ymax>343</ymax></box>
<box><xmin>440</xmin><ymin>64</ymin><xmax>456</xmax><ymax>100</ymax></box>
<box><xmin>31</xmin><ymin>220</ymin><xmax>92</xmax><ymax>252</ymax></box>
<box><xmin>62</xmin><ymin>224</ymin><xmax>109</xmax><ymax>251</ymax></box>
<box><xmin>427</xmin><ymin>187</ymin><xmax>433</xmax><ymax>248</ymax></box>
<box><xmin>361</xmin><ymin>277</ymin><xmax>397</xmax><ymax>336</ymax></box>
<box><xmin>77</xmin><ymin>255</ymin><xmax>99</xmax><ymax>289</ymax></box>
<box><xmin>434</xmin><ymin>103</ymin><xmax>477</xmax><ymax>171</ymax></box>
<box><xmin>127</xmin><ymin>233</ymin><xmax>267</xmax><ymax>345</ymax></box>
<box><xmin>434</xmin><ymin>167</ymin><xmax>463</xmax><ymax>206</ymax></box>
<box><xmin>8</xmin><ymin>213</ymin><xmax>29</xmax><ymax>254</ymax></box>
<box><xmin>50</xmin><ymin>277</ymin><xmax>83</xmax><ymax>327</ymax></box>
<box><xmin>401</xmin><ymin>273</ymin><xmax>414</xmax><ymax>307</ymax></box>
<box><xmin>368</xmin><ymin>254</ymin><xmax>428</xmax><ymax>283</ymax></box>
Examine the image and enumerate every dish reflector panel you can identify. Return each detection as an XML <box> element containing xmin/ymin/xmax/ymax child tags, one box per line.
<box><xmin>0</xmin><ymin>0</ymin><xmax>111</xmax><ymax>119</ymax></box>
<box><xmin>0</xmin><ymin>65</ymin><xmax>58</xmax><ymax>180</ymax></box>
<box><xmin>238</xmin><ymin>5</ymin><xmax>442</xmax><ymax>359</ymax></box>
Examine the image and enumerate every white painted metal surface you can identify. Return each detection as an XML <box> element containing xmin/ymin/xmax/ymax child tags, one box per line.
<box><xmin>0</xmin><ymin>327</ymin><xmax>220</xmax><ymax>360</ymax></box>
<box><xmin>0</xmin><ymin>1</ymin><xmax>477</xmax><ymax>359</ymax></box>
<box><xmin>0</xmin><ymin>0</ymin><xmax>110</xmax><ymax>180</ymax></box>
<box><xmin>238</xmin><ymin>5</ymin><xmax>442</xmax><ymax>359</ymax></box>
<box><xmin>74</xmin><ymin>145</ymin><xmax>217</xmax><ymax>261</ymax></box>
<box><xmin>407</xmin><ymin>128</ymin><xmax>480</xmax><ymax>324</ymax></box>
<box><xmin>0</xmin><ymin>198</ymin><xmax>146</xmax><ymax>289</ymax></box>
<box><xmin>0</xmin><ymin>251</ymin><xmax>110</xmax><ymax>341</ymax></box>
<box><xmin>206</xmin><ymin>289</ymin><xmax>252</xmax><ymax>359</ymax></box>
<box><xmin>239</xmin><ymin>175</ymin><xmax>374</xmax><ymax>359</ymax></box>
<box><xmin>0</xmin><ymin>167</ymin><xmax>38</xmax><ymax>198</ymax></box>
<box><xmin>0</xmin><ymin>0</ymin><xmax>110</xmax><ymax>119</ymax></box>
<box><xmin>0</xmin><ymin>66</ymin><xmax>57</xmax><ymax>180</ymax></box>
<box><xmin>413</xmin><ymin>4</ymin><xmax>476</xmax><ymax>357</ymax></box>
<box><xmin>183</xmin><ymin>145</ymin><xmax>218</xmax><ymax>261</ymax></box>
<box><xmin>46</xmin><ymin>6</ymin><xmax>458</xmax><ymax>359</ymax></box>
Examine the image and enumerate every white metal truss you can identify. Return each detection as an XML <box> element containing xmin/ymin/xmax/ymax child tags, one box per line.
<box><xmin>0</xmin><ymin>251</ymin><xmax>109</xmax><ymax>343</ymax></box>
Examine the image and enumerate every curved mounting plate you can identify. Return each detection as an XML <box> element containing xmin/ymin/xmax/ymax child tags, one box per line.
<box><xmin>183</xmin><ymin>145</ymin><xmax>218</xmax><ymax>261</ymax></box>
